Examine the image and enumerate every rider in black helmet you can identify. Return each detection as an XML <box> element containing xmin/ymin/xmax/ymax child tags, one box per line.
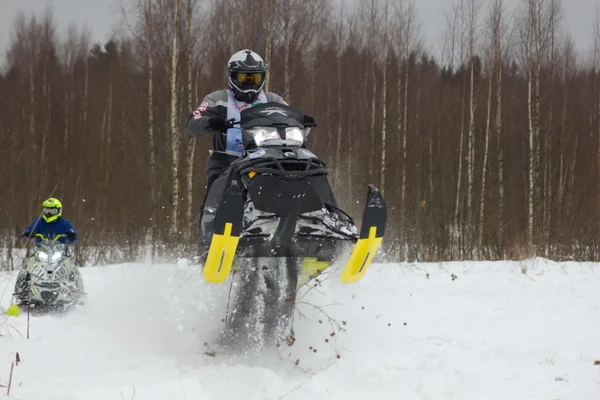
<box><xmin>186</xmin><ymin>49</ymin><xmax>288</xmax><ymax>195</ymax></box>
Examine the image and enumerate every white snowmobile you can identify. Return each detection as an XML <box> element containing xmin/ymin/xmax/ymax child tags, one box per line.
<box><xmin>8</xmin><ymin>237</ymin><xmax>86</xmax><ymax>315</ymax></box>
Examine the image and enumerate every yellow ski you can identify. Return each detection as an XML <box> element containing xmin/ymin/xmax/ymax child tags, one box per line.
<box><xmin>340</xmin><ymin>185</ymin><xmax>387</xmax><ymax>284</ymax></box>
<box><xmin>6</xmin><ymin>304</ymin><xmax>20</xmax><ymax>316</ymax></box>
<box><xmin>202</xmin><ymin>181</ymin><xmax>244</xmax><ymax>284</ymax></box>
<box><xmin>298</xmin><ymin>257</ymin><xmax>331</xmax><ymax>287</ymax></box>
<box><xmin>341</xmin><ymin>226</ymin><xmax>383</xmax><ymax>283</ymax></box>
<box><xmin>203</xmin><ymin>222</ymin><xmax>240</xmax><ymax>283</ymax></box>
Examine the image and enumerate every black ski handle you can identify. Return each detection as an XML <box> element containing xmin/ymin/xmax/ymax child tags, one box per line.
<box><xmin>226</xmin><ymin>119</ymin><xmax>241</xmax><ymax>129</ymax></box>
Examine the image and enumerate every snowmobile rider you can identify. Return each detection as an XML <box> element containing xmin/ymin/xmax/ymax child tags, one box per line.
<box><xmin>186</xmin><ymin>49</ymin><xmax>288</xmax><ymax>204</ymax></box>
<box><xmin>23</xmin><ymin>197</ymin><xmax>78</xmax><ymax>245</ymax></box>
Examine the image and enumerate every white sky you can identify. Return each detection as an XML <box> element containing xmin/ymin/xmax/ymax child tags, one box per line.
<box><xmin>0</xmin><ymin>0</ymin><xmax>598</xmax><ymax>60</ymax></box>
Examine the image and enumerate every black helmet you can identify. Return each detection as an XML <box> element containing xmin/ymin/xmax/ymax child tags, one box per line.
<box><xmin>227</xmin><ymin>49</ymin><xmax>267</xmax><ymax>103</ymax></box>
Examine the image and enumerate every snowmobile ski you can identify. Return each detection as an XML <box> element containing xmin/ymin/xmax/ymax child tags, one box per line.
<box><xmin>341</xmin><ymin>185</ymin><xmax>387</xmax><ymax>283</ymax></box>
<box><xmin>6</xmin><ymin>304</ymin><xmax>20</xmax><ymax>316</ymax></box>
<box><xmin>203</xmin><ymin>181</ymin><xmax>244</xmax><ymax>284</ymax></box>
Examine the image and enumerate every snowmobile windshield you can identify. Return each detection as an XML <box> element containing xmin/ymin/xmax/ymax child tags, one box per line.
<box><xmin>240</xmin><ymin>102</ymin><xmax>306</xmax><ymax>148</ymax></box>
<box><xmin>240</xmin><ymin>102</ymin><xmax>304</xmax><ymax>130</ymax></box>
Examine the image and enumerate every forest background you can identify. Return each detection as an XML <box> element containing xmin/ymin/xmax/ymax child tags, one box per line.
<box><xmin>1</xmin><ymin>0</ymin><xmax>600</xmax><ymax>267</ymax></box>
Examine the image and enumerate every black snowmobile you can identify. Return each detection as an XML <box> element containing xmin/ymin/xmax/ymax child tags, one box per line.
<box><xmin>199</xmin><ymin>102</ymin><xmax>386</xmax><ymax>350</ymax></box>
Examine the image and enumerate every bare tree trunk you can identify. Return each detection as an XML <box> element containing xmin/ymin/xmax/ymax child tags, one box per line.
<box><xmin>379</xmin><ymin>5</ymin><xmax>388</xmax><ymax>196</ymax></box>
<box><xmin>146</xmin><ymin>0</ymin><xmax>157</xmax><ymax>248</ymax></box>
<box><xmin>558</xmin><ymin>75</ymin><xmax>567</xmax><ymax>220</ymax></box>
<box><xmin>523</xmin><ymin>0</ymin><xmax>563</xmax><ymax>253</ymax></box>
<box><xmin>334</xmin><ymin>18</ymin><xmax>344</xmax><ymax>192</ymax></box>
<box><xmin>264</xmin><ymin>0</ymin><xmax>273</xmax><ymax>91</ymax></box>
<box><xmin>380</xmin><ymin>61</ymin><xmax>387</xmax><ymax>195</ymax></box>
<box><xmin>170</xmin><ymin>0</ymin><xmax>181</xmax><ymax>234</ymax></box>
<box><xmin>594</xmin><ymin>9</ymin><xmax>600</xmax><ymax>227</ymax></box>
<box><xmin>394</xmin><ymin>0</ymin><xmax>404</xmax><ymax>248</ymax></box>
<box><xmin>568</xmin><ymin>127</ymin><xmax>578</xmax><ymax>207</ymax></box>
<box><xmin>228</xmin><ymin>0</ymin><xmax>234</xmax><ymax>52</ymax></box>
<box><xmin>29</xmin><ymin>35</ymin><xmax>36</xmax><ymax>161</ymax></box>
<box><xmin>453</xmin><ymin>71</ymin><xmax>467</xmax><ymax>258</ymax></box>
<box><xmin>104</xmin><ymin>82</ymin><xmax>113</xmax><ymax>197</ymax></box>
<box><xmin>184</xmin><ymin>0</ymin><xmax>197</xmax><ymax>242</ymax></box>
<box><xmin>369</xmin><ymin>0</ymin><xmax>377</xmax><ymax>179</ymax></box>
<box><xmin>82</xmin><ymin>52</ymin><xmax>89</xmax><ymax>135</ymax></box>
<box><xmin>527</xmin><ymin>67</ymin><xmax>535</xmax><ymax>251</ymax></box>
<box><xmin>597</xmin><ymin>63</ymin><xmax>600</xmax><ymax>222</ymax></box>
<box><xmin>284</xmin><ymin>0</ymin><xmax>291</xmax><ymax>101</ymax></box>
<box><xmin>401</xmin><ymin>50</ymin><xmax>409</xmax><ymax>225</ymax></box>
<box><xmin>347</xmin><ymin>58</ymin><xmax>355</xmax><ymax>199</ymax></box>
<box><xmin>64</xmin><ymin>79</ymin><xmax>70</xmax><ymax>159</ymax></box>
<box><xmin>39</xmin><ymin>50</ymin><xmax>51</xmax><ymax>199</ymax></box>
<box><xmin>467</xmin><ymin>0</ymin><xmax>477</xmax><ymax>251</ymax></box>
<box><xmin>478</xmin><ymin>58</ymin><xmax>493</xmax><ymax>258</ymax></box>
<box><xmin>543</xmin><ymin>44</ymin><xmax>557</xmax><ymax>256</ymax></box>
<box><xmin>40</xmin><ymin>56</ymin><xmax>49</xmax><ymax>168</ymax></box>
<box><xmin>495</xmin><ymin>6</ymin><xmax>504</xmax><ymax>257</ymax></box>
<box><xmin>414</xmin><ymin>68</ymin><xmax>422</xmax><ymax>258</ymax></box>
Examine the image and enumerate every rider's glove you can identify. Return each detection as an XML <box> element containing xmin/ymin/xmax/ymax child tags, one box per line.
<box><xmin>303</xmin><ymin>115</ymin><xmax>317</xmax><ymax>128</ymax></box>
<box><xmin>66</xmin><ymin>231</ymin><xmax>76</xmax><ymax>241</ymax></box>
<box><xmin>206</xmin><ymin>117</ymin><xmax>229</xmax><ymax>132</ymax></box>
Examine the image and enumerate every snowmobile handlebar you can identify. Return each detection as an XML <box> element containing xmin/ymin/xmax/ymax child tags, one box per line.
<box><xmin>225</xmin><ymin>115</ymin><xmax>317</xmax><ymax>129</ymax></box>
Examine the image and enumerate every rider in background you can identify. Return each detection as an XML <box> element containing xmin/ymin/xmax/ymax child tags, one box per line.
<box><xmin>23</xmin><ymin>198</ymin><xmax>78</xmax><ymax>245</ymax></box>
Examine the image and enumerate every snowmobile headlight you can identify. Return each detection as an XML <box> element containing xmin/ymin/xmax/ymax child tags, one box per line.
<box><xmin>37</xmin><ymin>251</ymin><xmax>49</xmax><ymax>262</ymax></box>
<box><xmin>284</xmin><ymin>127</ymin><xmax>304</xmax><ymax>145</ymax></box>
<box><xmin>51</xmin><ymin>251</ymin><xmax>63</xmax><ymax>263</ymax></box>
<box><xmin>246</xmin><ymin>127</ymin><xmax>280</xmax><ymax>146</ymax></box>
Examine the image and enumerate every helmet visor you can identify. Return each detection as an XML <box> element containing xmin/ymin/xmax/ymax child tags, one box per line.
<box><xmin>234</xmin><ymin>72</ymin><xmax>263</xmax><ymax>86</ymax></box>
<box><xmin>43</xmin><ymin>207</ymin><xmax>59</xmax><ymax>216</ymax></box>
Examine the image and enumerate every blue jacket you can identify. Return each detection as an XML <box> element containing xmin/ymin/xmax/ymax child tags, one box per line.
<box><xmin>23</xmin><ymin>217</ymin><xmax>78</xmax><ymax>244</ymax></box>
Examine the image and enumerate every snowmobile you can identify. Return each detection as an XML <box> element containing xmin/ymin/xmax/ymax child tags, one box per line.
<box><xmin>7</xmin><ymin>238</ymin><xmax>86</xmax><ymax>315</ymax></box>
<box><xmin>199</xmin><ymin>102</ymin><xmax>387</xmax><ymax>350</ymax></box>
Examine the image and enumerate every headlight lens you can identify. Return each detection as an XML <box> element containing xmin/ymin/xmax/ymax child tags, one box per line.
<box><xmin>37</xmin><ymin>251</ymin><xmax>49</xmax><ymax>262</ymax></box>
<box><xmin>51</xmin><ymin>251</ymin><xmax>63</xmax><ymax>263</ymax></box>
<box><xmin>247</xmin><ymin>127</ymin><xmax>280</xmax><ymax>146</ymax></box>
<box><xmin>284</xmin><ymin>127</ymin><xmax>304</xmax><ymax>145</ymax></box>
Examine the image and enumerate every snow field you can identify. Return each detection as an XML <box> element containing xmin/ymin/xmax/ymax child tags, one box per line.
<box><xmin>1</xmin><ymin>258</ymin><xmax>599</xmax><ymax>399</ymax></box>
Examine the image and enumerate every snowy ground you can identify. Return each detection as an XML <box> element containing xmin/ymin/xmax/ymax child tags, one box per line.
<box><xmin>1</xmin><ymin>258</ymin><xmax>600</xmax><ymax>399</ymax></box>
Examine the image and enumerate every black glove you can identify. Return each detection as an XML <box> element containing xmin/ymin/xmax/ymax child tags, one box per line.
<box><xmin>206</xmin><ymin>117</ymin><xmax>230</xmax><ymax>132</ymax></box>
<box><xmin>303</xmin><ymin>115</ymin><xmax>317</xmax><ymax>128</ymax></box>
<box><xmin>66</xmin><ymin>231</ymin><xmax>76</xmax><ymax>241</ymax></box>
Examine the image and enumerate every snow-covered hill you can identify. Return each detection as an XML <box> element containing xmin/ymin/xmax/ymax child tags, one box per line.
<box><xmin>1</xmin><ymin>258</ymin><xmax>599</xmax><ymax>399</ymax></box>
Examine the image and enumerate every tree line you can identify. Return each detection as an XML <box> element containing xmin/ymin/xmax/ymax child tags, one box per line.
<box><xmin>1</xmin><ymin>0</ymin><xmax>599</xmax><ymax>268</ymax></box>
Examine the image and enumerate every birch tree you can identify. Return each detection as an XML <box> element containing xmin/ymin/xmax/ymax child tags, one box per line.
<box><xmin>184</xmin><ymin>0</ymin><xmax>200</xmax><ymax>241</ymax></box>
<box><xmin>145</xmin><ymin>0</ymin><xmax>157</xmax><ymax>244</ymax></box>
<box><xmin>520</xmin><ymin>0</ymin><xmax>563</xmax><ymax>252</ymax></box>
<box><xmin>594</xmin><ymin>8</ymin><xmax>600</xmax><ymax>216</ymax></box>
<box><xmin>366</xmin><ymin>0</ymin><xmax>378</xmax><ymax>179</ymax></box>
<box><xmin>466</xmin><ymin>0</ymin><xmax>481</xmax><ymax>248</ymax></box>
<box><xmin>446</xmin><ymin>0</ymin><xmax>469</xmax><ymax>256</ymax></box>
<box><xmin>283</xmin><ymin>0</ymin><xmax>291</xmax><ymax>101</ymax></box>
<box><xmin>379</xmin><ymin>2</ymin><xmax>389</xmax><ymax>196</ymax></box>
<box><xmin>169</xmin><ymin>0</ymin><xmax>181</xmax><ymax>234</ymax></box>
<box><xmin>495</xmin><ymin>0</ymin><xmax>506</xmax><ymax>257</ymax></box>
<box><xmin>264</xmin><ymin>0</ymin><xmax>273</xmax><ymax>91</ymax></box>
<box><xmin>478</xmin><ymin>0</ymin><xmax>504</xmax><ymax>256</ymax></box>
<box><xmin>396</xmin><ymin>0</ymin><xmax>416</xmax><ymax>242</ymax></box>
<box><xmin>334</xmin><ymin>10</ymin><xmax>346</xmax><ymax>192</ymax></box>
